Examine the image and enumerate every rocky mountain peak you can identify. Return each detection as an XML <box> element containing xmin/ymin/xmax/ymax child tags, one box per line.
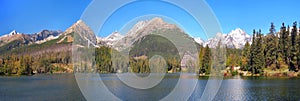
<box><xmin>0</xmin><ymin>30</ymin><xmax>19</xmax><ymax>39</ymax></box>
<box><xmin>64</xmin><ymin>20</ymin><xmax>96</xmax><ymax>43</ymax></box>
<box><xmin>228</xmin><ymin>28</ymin><xmax>247</xmax><ymax>37</ymax></box>
<box><xmin>9</xmin><ymin>30</ymin><xmax>19</xmax><ymax>36</ymax></box>
<box><xmin>204</xmin><ymin>28</ymin><xmax>252</xmax><ymax>49</ymax></box>
<box><xmin>148</xmin><ymin>17</ymin><xmax>165</xmax><ymax>25</ymax></box>
<box><xmin>105</xmin><ymin>31</ymin><xmax>123</xmax><ymax>40</ymax></box>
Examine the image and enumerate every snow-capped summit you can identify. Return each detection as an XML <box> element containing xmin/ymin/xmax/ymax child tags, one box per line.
<box><xmin>0</xmin><ymin>30</ymin><xmax>20</xmax><ymax>39</ymax></box>
<box><xmin>228</xmin><ymin>28</ymin><xmax>246</xmax><ymax>36</ymax></box>
<box><xmin>98</xmin><ymin>31</ymin><xmax>124</xmax><ymax>46</ymax></box>
<box><xmin>193</xmin><ymin>37</ymin><xmax>205</xmax><ymax>45</ymax></box>
<box><xmin>204</xmin><ymin>28</ymin><xmax>252</xmax><ymax>49</ymax></box>
<box><xmin>76</xmin><ymin>20</ymin><xmax>83</xmax><ymax>24</ymax></box>
<box><xmin>224</xmin><ymin>28</ymin><xmax>251</xmax><ymax>48</ymax></box>
<box><xmin>105</xmin><ymin>31</ymin><xmax>124</xmax><ymax>41</ymax></box>
<box><xmin>9</xmin><ymin>30</ymin><xmax>19</xmax><ymax>36</ymax></box>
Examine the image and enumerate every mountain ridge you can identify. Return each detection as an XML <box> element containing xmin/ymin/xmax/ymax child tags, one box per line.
<box><xmin>0</xmin><ymin>18</ymin><xmax>252</xmax><ymax>53</ymax></box>
<box><xmin>99</xmin><ymin>18</ymin><xmax>251</xmax><ymax>49</ymax></box>
<box><xmin>200</xmin><ymin>28</ymin><xmax>252</xmax><ymax>49</ymax></box>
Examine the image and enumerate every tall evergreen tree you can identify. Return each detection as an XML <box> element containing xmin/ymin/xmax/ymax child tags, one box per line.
<box><xmin>264</xmin><ymin>23</ymin><xmax>278</xmax><ymax>70</ymax></box>
<box><xmin>249</xmin><ymin>30</ymin><xmax>256</xmax><ymax>73</ymax></box>
<box><xmin>201</xmin><ymin>45</ymin><xmax>211</xmax><ymax>74</ymax></box>
<box><xmin>241</xmin><ymin>41</ymin><xmax>250</xmax><ymax>71</ymax></box>
<box><xmin>286</xmin><ymin>25</ymin><xmax>291</xmax><ymax>64</ymax></box>
<box><xmin>212</xmin><ymin>40</ymin><xmax>226</xmax><ymax>73</ymax></box>
<box><xmin>254</xmin><ymin>30</ymin><xmax>265</xmax><ymax>74</ymax></box>
<box><xmin>198</xmin><ymin>45</ymin><xmax>204</xmax><ymax>73</ymax></box>
<box><xmin>269</xmin><ymin>22</ymin><xmax>276</xmax><ymax>34</ymax></box>
<box><xmin>277</xmin><ymin>23</ymin><xmax>289</xmax><ymax>69</ymax></box>
<box><xmin>289</xmin><ymin>22</ymin><xmax>298</xmax><ymax>71</ymax></box>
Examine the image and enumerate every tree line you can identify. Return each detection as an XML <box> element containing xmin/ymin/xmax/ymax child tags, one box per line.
<box><xmin>95</xmin><ymin>46</ymin><xmax>181</xmax><ymax>73</ymax></box>
<box><xmin>0</xmin><ymin>51</ymin><xmax>71</xmax><ymax>76</ymax></box>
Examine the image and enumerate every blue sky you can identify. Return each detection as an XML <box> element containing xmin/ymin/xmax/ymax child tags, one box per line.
<box><xmin>0</xmin><ymin>0</ymin><xmax>91</xmax><ymax>34</ymax></box>
<box><xmin>1</xmin><ymin>0</ymin><xmax>300</xmax><ymax>39</ymax></box>
<box><xmin>207</xmin><ymin>0</ymin><xmax>300</xmax><ymax>34</ymax></box>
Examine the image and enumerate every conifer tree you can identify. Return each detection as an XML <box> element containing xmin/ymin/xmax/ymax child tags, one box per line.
<box><xmin>241</xmin><ymin>41</ymin><xmax>250</xmax><ymax>71</ymax></box>
<box><xmin>289</xmin><ymin>22</ymin><xmax>298</xmax><ymax>71</ymax></box>
<box><xmin>249</xmin><ymin>30</ymin><xmax>256</xmax><ymax>73</ymax></box>
<box><xmin>277</xmin><ymin>23</ymin><xmax>288</xmax><ymax>69</ymax></box>
<box><xmin>264</xmin><ymin>23</ymin><xmax>278</xmax><ymax>70</ymax></box>
<box><xmin>198</xmin><ymin>45</ymin><xmax>204</xmax><ymax>73</ymax></box>
<box><xmin>201</xmin><ymin>45</ymin><xmax>211</xmax><ymax>74</ymax></box>
<box><xmin>212</xmin><ymin>40</ymin><xmax>226</xmax><ymax>73</ymax></box>
<box><xmin>269</xmin><ymin>22</ymin><xmax>276</xmax><ymax>34</ymax></box>
<box><xmin>254</xmin><ymin>30</ymin><xmax>264</xmax><ymax>74</ymax></box>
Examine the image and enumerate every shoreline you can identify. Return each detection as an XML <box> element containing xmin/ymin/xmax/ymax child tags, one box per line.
<box><xmin>2</xmin><ymin>72</ymin><xmax>299</xmax><ymax>79</ymax></box>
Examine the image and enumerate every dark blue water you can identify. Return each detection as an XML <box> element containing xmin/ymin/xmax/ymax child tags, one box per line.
<box><xmin>0</xmin><ymin>74</ymin><xmax>85</xmax><ymax>101</ymax></box>
<box><xmin>1</xmin><ymin>74</ymin><xmax>300</xmax><ymax>101</ymax></box>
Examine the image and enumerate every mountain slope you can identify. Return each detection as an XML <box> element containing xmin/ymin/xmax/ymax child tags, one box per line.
<box><xmin>111</xmin><ymin>17</ymin><xmax>190</xmax><ymax>50</ymax></box>
<box><xmin>0</xmin><ymin>33</ymin><xmax>34</xmax><ymax>53</ymax></box>
<box><xmin>0</xmin><ymin>29</ymin><xmax>64</xmax><ymax>53</ymax></box>
<box><xmin>106</xmin><ymin>17</ymin><xmax>201</xmax><ymax>60</ymax></box>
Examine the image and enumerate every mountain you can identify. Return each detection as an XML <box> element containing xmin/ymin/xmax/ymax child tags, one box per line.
<box><xmin>103</xmin><ymin>17</ymin><xmax>200</xmax><ymax>60</ymax></box>
<box><xmin>109</xmin><ymin>17</ymin><xmax>187</xmax><ymax>50</ymax></box>
<box><xmin>97</xmin><ymin>31</ymin><xmax>124</xmax><ymax>46</ymax></box>
<box><xmin>64</xmin><ymin>20</ymin><xmax>96</xmax><ymax>43</ymax></box>
<box><xmin>0</xmin><ymin>18</ymin><xmax>250</xmax><ymax>57</ymax></box>
<box><xmin>0</xmin><ymin>29</ymin><xmax>64</xmax><ymax>52</ymax></box>
<box><xmin>0</xmin><ymin>30</ymin><xmax>20</xmax><ymax>38</ymax></box>
<box><xmin>0</xmin><ymin>20</ymin><xmax>95</xmax><ymax>55</ymax></box>
<box><xmin>204</xmin><ymin>28</ymin><xmax>252</xmax><ymax>49</ymax></box>
<box><xmin>32</xmin><ymin>30</ymin><xmax>62</xmax><ymax>44</ymax></box>
<box><xmin>9</xmin><ymin>30</ymin><xmax>19</xmax><ymax>35</ymax></box>
<box><xmin>98</xmin><ymin>18</ymin><xmax>251</xmax><ymax>49</ymax></box>
<box><xmin>0</xmin><ymin>33</ymin><xmax>33</xmax><ymax>52</ymax></box>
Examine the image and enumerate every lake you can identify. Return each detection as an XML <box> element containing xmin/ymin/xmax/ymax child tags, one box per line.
<box><xmin>1</xmin><ymin>74</ymin><xmax>300</xmax><ymax>101</ymax></box>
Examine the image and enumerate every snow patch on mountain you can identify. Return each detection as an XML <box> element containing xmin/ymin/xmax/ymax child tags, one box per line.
<box><xmin>204</xmin><ymin>28</ymin><xmax>252</xmax><ymax>49</ymax></box>
<box><xmin>0</xmin><ymin>30</ymin><xmax>20</xmax><ymax>38</ymax></box>
<box><xmin>98</xmin><ymin>31</ymin><xmax>124</xmax><ymax>46</ymax></box>
<box><xmin>193</xmin><ymin>37</ymin><xmax>205</xmax><ymax>45</ymax></box>
<box><xmin>35</xmin><ymin>35</ymin><xmax>60</xmax><ymax>44</ymax></box>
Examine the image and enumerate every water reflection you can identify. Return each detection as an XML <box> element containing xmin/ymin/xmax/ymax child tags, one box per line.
<box><xmin>1</xmin><ymin>74</ymin><xmax>300</xmax><ymax>100</ymax></box>
<box><xmin>217</xmin><ymin>79</ymin><xmax>247</xmax><ymax>100</ymax></box>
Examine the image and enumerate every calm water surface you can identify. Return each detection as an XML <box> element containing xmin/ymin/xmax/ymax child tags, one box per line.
<box><xmin>0</xmin><ymin>74</ymin><xmax>85</xmax><ymax>101</ymax></box>
<box><xmin>1</xmin><ymin>74</ymin><xmax>300</xmax><ymax>101</ymax></box>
